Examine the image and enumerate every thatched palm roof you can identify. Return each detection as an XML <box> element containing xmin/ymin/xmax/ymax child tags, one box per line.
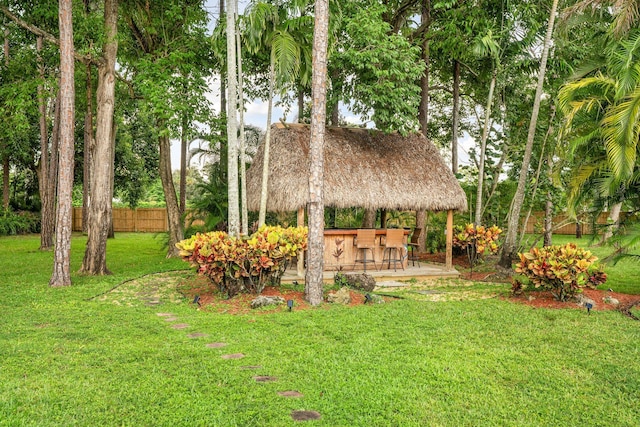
<box><xmin>246</xmin><ymin>123</ymin><xmax>467</xmax><ymax>213</ymax></box>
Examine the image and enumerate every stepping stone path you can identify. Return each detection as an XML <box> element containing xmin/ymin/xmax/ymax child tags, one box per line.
<box><xmin>291</xmin><ymin>410</ymin><xmax>321</xmax><ymax>421</ymax></box>
<box><xmin>187</xmin><ymin>333</ymin><xmax>209</xmax><ymax>339</ymax></box>
<box><xmin>221</xmin><ymin>353</ymin><xmax>245</xmax><ymax>360</ymax></box>
<box><xmin>278</xmin><ymin>391</ymin><xmax>303</xmax><ymax>398</ymax></box>
<box><xmin>206</xmin><ymin>342</ymin><xmax>228</xmax><ymax>349</ymax></box>
<box><xmin>156</xmin><ymin>310</ymin><xmax>321</xmax><ymax>420</ymax></box>
<box><xmin>253</xmin><ymin>375</ymin><xmax>278</xmax><ymax>383</ymax></box>
<box><xmin>171</xmin><ymin>323</ymin><xmax>190</xmax><ymax>330</ymax></box>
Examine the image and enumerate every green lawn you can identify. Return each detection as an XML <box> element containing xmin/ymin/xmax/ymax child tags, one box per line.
<box><xmin>1</xmin><ymin>233</ymin><xmax>639</xmax><ymax>426</ymax></box>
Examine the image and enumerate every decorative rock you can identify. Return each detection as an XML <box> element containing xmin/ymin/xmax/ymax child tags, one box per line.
<box><xmin>327</xmin><ymin>287</ymin><xmax>351</xmax><ymax>304</ymax></box>
<box><xmin>291</xmin><ymin>410</ymin><xmax>321</xmax><ymax>421</ymax></box>
<box><xmin>187</xmin><ymin>333</ymin><xmax>209</xmax><ymax>339</ymax></box>
<box><xmin>250</xmin><ymin>296</ymin><xmax>285</xmax><ymax>309</ymax></box>
<box><xmin>527</xmin><ymin>295</ymin><xmax>536</xmax><ymax>302</ymax></box>
<box><xmin>278</xmin><ymin>390</ymin><xmax>303</xmax><ymax>398</ymax></box>
<box><xmin>342</xmin><ymin>273</ymin><xmax>376</xmax><ymax>292</ymax></box>
<box><xmin>221</xmin><ymin>353</ymin><xmax>245</xmax><ymax>359</ymax></box>
<box><xmin>367</xmin><ymin>294</ymin><xmax>385</xmax><ymax>304</ymax></box>
<box><xmin>603</xmin><ymin>296</ymin><xmax>620</xmax><ymax>306</ymax></box>
<box><xmin>253</xmin><ymin>375</ymin><xmax>278</xmax><ymax>382</ymax></box>
<box><xmin>575</xmin><ymin>294</ymin><xmax>596</xmax><ymax>308</ymax></box>
<box><xmin>206</xmin><ymin>342</ymin><xmax>227</xmax><ymax>348</ymax></box>
<box><xmin>171</xmin><ymin>323</ymin><xmax>190</xmax><ymax>330</ymax></box>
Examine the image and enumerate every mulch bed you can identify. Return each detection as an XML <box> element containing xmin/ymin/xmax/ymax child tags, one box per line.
<box><xmin>510</xmin><ymin>288</ymin><xmax>640</xmax><ymax>312</ymax></box>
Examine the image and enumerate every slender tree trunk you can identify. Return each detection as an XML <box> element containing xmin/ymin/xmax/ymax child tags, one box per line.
<box><xmin>474</xmin><ymin>69</ymin><xmax>497</xmax><ymax>225</ymax></box>
<box><xmin>297</xmin><ymin>89</ymin><xmax>304</xmax><ymax>123</ymax></box>
<box><xmin>416</xmin><ymin>1</ymin><xmax>430</xmax><ymax>252</ymax></box>
<box><xmin>50</xmin><ymin>0</ymin><xmax>75</xmax><ymax>287</ymax></box>
<box><xmin>219</xmin><ymin>0</ymin><xmax>226</xmax><ymax>116</ymax></box>
<box><xmin>236</xmin><ymin>20</ymin><xmax>248</xmax><ymax>234</ymax></box>
<box><xmin>451</xmin><ymin>60</ymin><xmax>460</xmax><ymax>175</ymax></box>
<box><xmin>179</xmin><ymin>113</ymin><xmax>188</xmax><ymax>215</ymax></box>
<box><xmin>543</xmin><ymin>191</ymin><xmax>553</xmax><ymax>247</ymax></box>
<box><xmin>305</xmin><ymin>0</ymin><xmax>329</xmax><ymax>306</ymax></box>
<box><xmin>499</xmin><ymin>0</ymin><xmax>558</xmax><ymax>268</ymax></box>
<box><xmin>159</xmin><ymin>132</ymin><xmax>183</xmax><ymax>256</ymax></box>
<box><xmin>258</xmin><ymin>56</ymin><xmax>276</xmax><ymax>226</ymax></box>
<box><xmin>226</xmin><ymin>0</ymin><xmax>240</xmax><ymax>237</ymax></box>
<box><xmin>83</xmin><ymin>62</ymin><xmax>93</xmax><ymax>234</ymax></box>
<box><xmin>415</xmin><ymin>211</ymin><xmax>427</xmax><ymax>252</ymax></box>
<box><xmin>37</xmin><ymin>36</ymin><xmax>52</xmax><ymax>250</ymax></box>
<box><xmin>81</xmin><ymin>0</ymin><xmax>118</xmax><ymax>275</ymax></box>
<box><xmin>330</xmin><ymin>69</ymin><xmax>339</xmax><ymax>125</ymax></box>
<box><xmin>2</xmin><ymin>29</ymin><xmax>9</xmax><ymax>210</ymax></box>
<box><xmin>107</xmin><ymin>120</ymin><xmax>116</xmax><ymax>239</ymax></box>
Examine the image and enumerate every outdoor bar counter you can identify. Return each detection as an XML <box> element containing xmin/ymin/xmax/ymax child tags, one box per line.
<box><xmin>322</xmin><ymin>229</ymin><xmax>409</xmax><ymax>271</ymax></box>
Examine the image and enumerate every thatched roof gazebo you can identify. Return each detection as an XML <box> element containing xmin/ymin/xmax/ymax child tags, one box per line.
<box><xmin>246</xmin><ymin>123</ymin><xmax>467</xmax><ymax>270</ymax></box>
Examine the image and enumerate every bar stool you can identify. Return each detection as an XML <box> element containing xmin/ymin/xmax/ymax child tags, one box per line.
<box><xmin>408</xmin><ymin>227</ymin><xmax>421</xmax><ymax>267</ymax></box>
<box><xmin>354</xmin><ymin>229</ymin><xmax>377</xmax><ymax>272</ymax></box>
<box><xmin>381</xmin><ymin>228</ymin><xmax>405</xmax><ymax>271</ymax></box>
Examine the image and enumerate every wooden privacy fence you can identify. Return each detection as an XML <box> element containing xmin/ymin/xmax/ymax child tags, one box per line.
<box><xmin>524</xmin><ymin>211</ymin><xmax>628</xmax><ymax>235</ymax></box>
<box><xmin>72</xmin><ymin>208</ymin><xmax>169</xmax><ymax>232</ymax></box>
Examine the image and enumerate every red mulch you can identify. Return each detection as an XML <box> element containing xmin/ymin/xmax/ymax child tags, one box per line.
<box><xmin>509</xmin><ymin>288</ymin><xmax>640</xmax><ymax>312</ymax></box>
<box><xmin>178</xmin><ymin>274</ymin><xmax>366</xmax><ymax>315</ymax></box>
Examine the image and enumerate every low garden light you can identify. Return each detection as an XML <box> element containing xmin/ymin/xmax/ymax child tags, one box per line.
<box><xmin>586</xmin><ymin>302</ymin><xmax>593</xmax><ymax>315</ymax></box>
<box><xmin>287</xmin><ymin>299</ymin><xmax>294</xmax><ymax>311</ymax></box>
<box><xmin>364</xmin><ymin>294</ymin><xmax>372</xmax><ymax>304</ymax></box>
<box><xmin>193</xmin><ymin>295</ymin><xmax>201</xmax><ymax>306</ymax></box>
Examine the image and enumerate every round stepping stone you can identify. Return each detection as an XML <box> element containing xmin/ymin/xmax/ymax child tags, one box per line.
<box><xmin>278</xmin><ymin>391</ymin><xmax>303</xmax><ymax>398</ymax></box>
<box><xmin>164</xmin><ymin>317</ymin><xmax>178</xmax><ymax>322</ymax></box>
<box><xmin>187</xmin><ymin>333</ymin><xmax>209</xmax><ymax>339</ymax></box>
<box><xmin>253</xmin><ymin>375</ymin><xmax>277</xmax><ymax>383</ymax></box>
<box><xmin>206</xmin><ymin>342</ymin><xmax>227</xmax><ymax>349</ymax></box>
<box><xmin>156</xmin><ymin>313</ymin><xmax>174</xmax><ymax>317</ymax></box>
<box><xmin>291</xmin><ymin>410</ymin><xmax>321</xmax><ymax>421</ymax></box>
<box><xmin>240</xmin><ymin>365</ymin><xmax>261</xmax><ymax>370</ymax></box>
<box><xmin>171</xmin><ymin>323</ymin><xmax>190</xmax><ymax>330</ymax></box>
<box><xmin>221</xmin><ymin>353</ymin><xmax>245</xmax><ymax>360</ymax></box>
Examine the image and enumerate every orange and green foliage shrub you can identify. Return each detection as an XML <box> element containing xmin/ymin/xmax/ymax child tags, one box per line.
<box><xmin>514</xmin><ymin>243</ymin><xmax>607</xmax><ymax>301</ymax></box>
<box><xmin>453</xmin><ymin>224</ymin><xmax>502</xmax><ymax>256</ymax></box>
<box><xmin>176</xmin><ymin>225</ymin><xmax>308</xmax><ymax>298</ymax></box>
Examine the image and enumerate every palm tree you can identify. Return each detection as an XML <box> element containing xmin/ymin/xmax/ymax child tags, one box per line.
<box><xmin>243</xmin><ymin>0</ymin><xmax>311</xmax><ymax>226</ymax></box>
<box><xmin>558</xmin><ymin>32</ymin><xmax>640</xmax><ymax>238</ymax></box>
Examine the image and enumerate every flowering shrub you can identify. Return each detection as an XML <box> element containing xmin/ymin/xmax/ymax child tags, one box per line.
<box><xmin>176</xmin><ymin>225</ymin><xmax>308</xmax><ymax>298</ymax></box>
<box><xmin>514</xmin><ymin>243</ymin><xmax>607</xmax><ymax>301</ymax></box>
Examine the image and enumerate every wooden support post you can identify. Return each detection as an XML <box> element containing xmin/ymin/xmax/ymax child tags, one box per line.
<box><xmin>297</xmin><ymin>207</ymin><xmax>305</xmax><ymax>278</ymax></box>
<box><xmin>446</xmin><ymin>209</ymin><xmax>453</xmax><ymax>270</ymax></box>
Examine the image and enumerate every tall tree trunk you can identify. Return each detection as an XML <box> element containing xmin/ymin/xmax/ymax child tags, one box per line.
<box><xmin>451</xmin><ymin>60</ymin><xmax>460</xmax><ymax>175</ymax></box>
<box><xmin>50</xmin><ymin>0</ymin><xmax>75</xmax><ymax>287</ymax></box>
<box><xmin>226</xmin><ymin>0</ymin><xmax>240</xmax><ymax>237</ymax></box>
<box><xmin>83</xmin><ymin>62</ymin><xmax>93</xmax><ymax>234</ymax></box>
<box><xmin>179</xmin><ymin>113</ymin><xmax>188</xmax><ymax>215</ymax></box>
<box><xmin>330</xmin><ymin>69</ymin><xmax>339</xmax><ymax>125</ymax></box>
<box><xmin>2</xmin><ymin>29</ymin><xmax>9</xmax><ymax>210</ymax></box>
<box><xmin>81</xmin><ymin>0</ymin><xmax>118</xmax><ymax>275</ymax></box>
<box><xmin>499</xmin><ymin>0</ymin><xmax>558</xmax><ymax>268</ymax></box>
<box><xmin>362</xmin><ymin>209</ymin><xmax>376</xmax><ymax>228</ymax></box>
<box><xmin>107</xmin><ymin>120</ymin><xmax>116</xmax><ymax>239</ymax></box>
<box><xmin>42</xmin><ymin>92</ymin><xmax>60</xmax><ymax>251</ymax></box>
<box><xmin>416</xmin><ymin>1</ymin><xmax>430</xmax><ymax>252</ymax></box>
<box><xmin>474</xmin><ymin>69</ymin><xmax>497</xmax><ymax>225</ymax></box>
<box><xmin>236</xmin><ymin>20</ymin><xmax>248</xmax><ymax>234</ymax></box>
<box><xmin>219</xmin><ymin>0</ymin><xmax>226</xmax><ymax>116</ymax></box>
<box><xmin>159</xmin><ymin>132</ymin><xmax>183</xmax><ymax>256</ymax></box>
<box><xmin>258</xmin><ymin>56</ymin><xmax>276</xmax><ymax>227</ymax></box>
<box><xmin>602</xmin><ymin>201</ymin><xmax>623</xmax><ymax>242</ymax></box>
<box><xmin>305</xmin><ymin>0</ymin><xmax>329</xmax><ymax>306</ymax></box>
<box><xmin>37</xmin><ymin>36</ymin><xmax>53</xmax><ymax>250</ymax></box>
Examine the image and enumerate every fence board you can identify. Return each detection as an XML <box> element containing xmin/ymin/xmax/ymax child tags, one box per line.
<box><xmin>72</xmin><ymin>207</ymin><xmax>170</xmax><ymax>232</ymax></box>
<box><xmin>524</xmin><ymin>211</ymin><xmax>624</xmax><ymax>235</ymax></box>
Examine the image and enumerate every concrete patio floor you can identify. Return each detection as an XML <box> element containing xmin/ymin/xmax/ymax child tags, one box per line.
<box><xmin>281</xmin><ymin>262</ymin><xmax>460</xmax><ymax>284</ymax></box>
